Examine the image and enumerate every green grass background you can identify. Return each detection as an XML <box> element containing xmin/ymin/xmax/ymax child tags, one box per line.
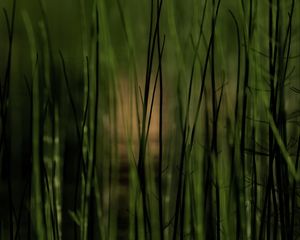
<box><xmin>0</xmin><ymin>0</ymin><xmax>299</xmax><ymax>239</ymax></box>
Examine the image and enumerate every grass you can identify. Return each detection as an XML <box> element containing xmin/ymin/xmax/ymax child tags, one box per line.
<box><xmin>0</xmin><ymin>0</ymin><xmax>300</xmax><ymax>239</ymax></box>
